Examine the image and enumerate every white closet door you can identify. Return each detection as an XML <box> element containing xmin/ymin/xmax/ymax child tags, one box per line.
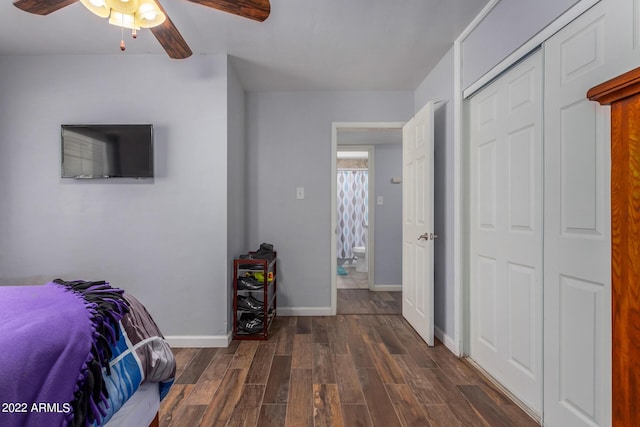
<box><xmin>542</xmin><ymin>0</ymin><xmax>639</xmax><ymax>423</ymax></box>
<box><xmin>469</xmin><ymin>50</ymin><xmax>543</xmax><ymax>414</ymax></box>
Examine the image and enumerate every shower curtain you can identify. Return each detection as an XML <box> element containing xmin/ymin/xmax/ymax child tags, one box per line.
<box><xmin>337</xmin><ymin>170</ymin><xmax>368</xmax><ymax>260</ymax></box>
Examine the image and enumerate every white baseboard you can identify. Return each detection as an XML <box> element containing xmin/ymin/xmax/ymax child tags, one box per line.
<box><xmin>277</xmin><ymin>307</ymin><xmax>332</xmax><ymax>316</ymax></box>
<box><xmin>371</xmin><ymin>284</ymin><xmax>402</xmax><ymax>292</ymax></box>
<box><xmin>434</xmin><ymin>326</ymin><xmax>457</xmax><ymax>355</ymax></box>
<box><xmin>165</xmin><ymin>333</ymin><xmax>232</xmax><ymax>348</ymax></box>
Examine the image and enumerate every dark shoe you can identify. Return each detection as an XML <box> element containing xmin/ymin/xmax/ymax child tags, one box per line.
<box><xmin>239</xmin><ymin>263</ymin><xmax>264</xmax><ymax>270</ymax></box>
<box><xmin>238</xmin><ymin>317</ymin><xmax>263</xmax><ymax>334</ymax></box>
<box><xmin>237</xmin><ymin>296</ymin><xmax>264</xmax><ymax>312</ymax></box>
<box><xmin>237</xmin><ymin>276</ymin><xmax>263</xmax><ymax>290</ymax></box>
<box><xmin>254</xmin><ymin>243</ymin><xmax>275</xmax><ymax>260</ymax></box>
<box><xmin>256</xmin><ymin>243</ymin><xmax>272</xmax><ymax>252</ymax></box>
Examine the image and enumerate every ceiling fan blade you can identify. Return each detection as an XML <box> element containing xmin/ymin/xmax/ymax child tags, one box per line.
<box><xmin>186</xmin><ymin>0</ymin><xmax>270</xmax><ymax>22</ymax></box>
<box><xmin>150</xmin><ymin>3</ymin><xmax>192</xmax><ymax>59</ymax></box>
<box><xmin>13</xmin><ymin>0</ymin><xmax>78</xmax><ymax>15</ymax></box>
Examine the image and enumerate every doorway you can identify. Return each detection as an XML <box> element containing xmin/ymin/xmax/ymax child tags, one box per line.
<box><xmin>336</xmin><ymin>147</ymin><xmax>371</xmax><ymax>290</ymax></box>
<box><xmin>330</xmin><ymin>122</ymin><xmax>405</xmax><ymax>315</ymax></box>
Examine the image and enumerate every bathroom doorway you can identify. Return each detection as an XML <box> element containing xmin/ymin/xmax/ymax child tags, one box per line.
<box><xmin>330</xmin><ymin>122</ymin><xmax>405</xmax><ymax>315</ymax></box>
<box><xmin>336</xmin><ymin>147</ymin><xmax>372</xmax><ymax>290</ymax></box>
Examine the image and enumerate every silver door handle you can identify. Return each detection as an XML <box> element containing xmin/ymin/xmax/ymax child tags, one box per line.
<box><xmin>418</xmin><ymin>233</ymin><xmax>438</xmax><ymax>241</ymax></box>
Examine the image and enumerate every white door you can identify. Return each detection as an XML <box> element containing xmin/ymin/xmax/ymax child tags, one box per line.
<box><xmin>402</xmin><ymin>101</ymin><xmax>434</xmax><ymax>346</ymax></box>
<box><xmin>542</xmin><ymin>0</ymin><xmax>637</xmax><ymax>423</ymax></box>
<box><xmin>469</xmin><ymin>50</ymin><xmax>544</xmax><ymax>414</ymax></box>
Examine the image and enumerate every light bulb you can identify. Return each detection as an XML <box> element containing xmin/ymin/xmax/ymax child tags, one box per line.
<box><xmin>89</xmin><ymin>0</ymin><xmax>105</xmax><ymax>6</ymax></box>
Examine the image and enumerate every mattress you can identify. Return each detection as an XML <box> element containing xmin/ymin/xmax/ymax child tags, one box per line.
<box><xmin>104</xmin><ymin>382</ymin><xmax>159</xmax><ymax>427</ymax></box>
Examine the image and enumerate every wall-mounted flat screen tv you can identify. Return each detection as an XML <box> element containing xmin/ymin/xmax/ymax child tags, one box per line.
<box><xmin>61</xmin><ymin>124</ymin><xmax>154</xmax><ymax>178</ymax></box>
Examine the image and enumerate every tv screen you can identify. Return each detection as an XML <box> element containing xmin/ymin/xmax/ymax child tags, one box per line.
<box><xmin>61</xmin><ymin>124</ymin><xmax>154</xmax><ymax>178</ymax></box>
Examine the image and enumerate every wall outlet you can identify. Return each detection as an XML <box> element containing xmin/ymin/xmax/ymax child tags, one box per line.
<box><xmin>377</xmin><ymin>196</ymin><xmax>384</xmax><ymax>205</ymax></box>
<box><xmin>296</xmin><ymin>187</ymin><xmax>305</xmax><ymax>200</ymax></box>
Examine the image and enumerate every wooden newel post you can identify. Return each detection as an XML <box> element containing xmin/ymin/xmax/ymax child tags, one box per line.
<box><xmin>588</xmin><ymin>67</ymin><xmax>640</xmax><ymax>427</ymax></box>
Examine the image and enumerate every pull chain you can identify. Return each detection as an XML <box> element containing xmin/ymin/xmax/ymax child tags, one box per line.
<box><xmin>119</xmin><ymin>17</ymin><xmax>125</xmax><ymax>51</ymax></box>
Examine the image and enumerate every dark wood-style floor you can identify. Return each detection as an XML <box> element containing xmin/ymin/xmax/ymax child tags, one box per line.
<box><xmin>337</xmin><ymin>289</ymin><xmax>402</xmax><ymax>315</ymax></box>
<box><xmin>159</xmin><ymin>314</ymin><xmax>538</xmax><ymax>427</ymax></box>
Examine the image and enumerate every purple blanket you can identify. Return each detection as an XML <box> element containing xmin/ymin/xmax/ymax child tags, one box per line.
<box><xmin>0</xmin><ymin>281</ymin><xmax>129</xmax><ymax>427</ymax></box>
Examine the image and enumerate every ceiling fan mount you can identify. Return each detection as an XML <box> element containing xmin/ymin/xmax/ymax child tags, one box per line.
<box><xmin>13</xmin><ymin>0</ymin><xmax>271</xmax><ymax>59</ymax></box>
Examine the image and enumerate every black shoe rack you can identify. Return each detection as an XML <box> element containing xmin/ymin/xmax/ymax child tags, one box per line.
<box><xmin>232</xmin><ymin>251</ymin><xmax>277</xmax><ymax>340</ymax></box>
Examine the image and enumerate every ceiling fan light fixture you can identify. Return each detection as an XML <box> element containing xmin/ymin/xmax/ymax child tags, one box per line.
<box><xmin>81</xmin><ymin>0</ymin><xmax>165</xmax><ymax>30</ymax></box>
<box><xmin>106</xmin><ymin>0</ymin><xmax>139</xmax><ymax>14</ymax></box>
<box><xmin>80</xmin><ymin>0</ymin><xmax>110</xmax><ymax>18</ymax></box>
<box><xmin>108</xmin><ymin>10</ymin><xmax>139</xmax><ymax>30</ymax></box>
<box><xmin>136</xmin><ymin>0</ymin><xmax>165</xmax><ymax>28</ymax></box>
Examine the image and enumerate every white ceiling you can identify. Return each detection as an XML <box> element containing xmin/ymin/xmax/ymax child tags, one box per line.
<box><xmin>0</xmin><ymin>0</ymin><xmax>488</xmax><ymax>92</ymax></box>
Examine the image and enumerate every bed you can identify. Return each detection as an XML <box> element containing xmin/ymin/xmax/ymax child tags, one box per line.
<box><xmin>0</xmin><ymin>279</ymin><xmax>175</xmax><ymax>427</ymax></box>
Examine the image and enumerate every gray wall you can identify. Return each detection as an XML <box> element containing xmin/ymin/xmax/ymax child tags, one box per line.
<box><xmin>373</xmin><ymin>143</ymin><xmax>402</xmax><ymax>285</ymax></box>
<box><xmin>246</xmin><ymin>91</ymin><xmax>413</xmax><ymax>310</ymax></box>
<box><xmin>462</xmin><ymin>0</ymin><xmax>581</xmax><ymax>89</ymax></box>
<box><xmin>226</xmin><ymin>59</ymin><xmax>247</xmax><ymax>331</ymax></box>
<box><xmin>414</xmin><ymin>47</ymin><xmax>456</xmax><ymax>339</ymax></box>
<box><xmin>0</xmin><ymin>54</ymin><xmax>230</xmax><ymax>338</ymax></box>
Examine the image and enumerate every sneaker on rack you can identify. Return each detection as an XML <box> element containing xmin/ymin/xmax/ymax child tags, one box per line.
<box><xmin>238</xmin><ymin>317</ymin><xmax>263</xmax><ymax>334</ymax></box>
<box><xmin>237</xmin><ymin>295</ymin><xmax>264</xmax><ymax>312</ymax></box>
<box><xmin>237</xmin><ymin>276</ymin><xmax>263</xmax><ymax>290</ymax></box>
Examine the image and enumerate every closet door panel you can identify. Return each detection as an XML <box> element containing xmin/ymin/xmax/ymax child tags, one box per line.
<box><xmin>477</xmin><ymin>139</ymin><xmax>497</xmax><ymax>229</ymax></box>
<box><xmin>507</xmin><ymin>126</ymin><xmax>536</xmax><ymax>231</ymax></box>
<box><xmin>559</xmin><ymin>100</ymin><xmax>606</xmax><ymax>234</ymax></box>
<box><xmin>542</xmin><ymin>0</ymin><xmax>636</xmax><ymax>424</ymax></box>
<box><xmin>558</xmin><ymin>275</ymin><xmax>606</xmax><ymax>420</ymax></box>
<box><xmin>507</xmin><ymin>262</ymin><xmax>536</xmax><ymax>377</ymax></box>
<box><xmin>469</xmin><ymin>49</ymin><xmax>543</xmax><ymax>415</ymax></box>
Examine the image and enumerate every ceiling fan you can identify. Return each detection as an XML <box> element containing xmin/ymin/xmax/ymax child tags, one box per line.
<box><xmin>13</xmin><ymin>0</ymin><xmax>270</xmax><ymax>59</ymax></box>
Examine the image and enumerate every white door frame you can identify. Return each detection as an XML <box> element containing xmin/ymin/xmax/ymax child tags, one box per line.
<box><xmin>330</xmin><ymin>122</ymin><xmax>405</xmax><ymax>315</ymax></box>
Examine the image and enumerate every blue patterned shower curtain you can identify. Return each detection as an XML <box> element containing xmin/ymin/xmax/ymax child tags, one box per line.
<box><xmin>337</xmin><ymin>170</ymin><xmax>368</xmax><ymax>259</ymax></box>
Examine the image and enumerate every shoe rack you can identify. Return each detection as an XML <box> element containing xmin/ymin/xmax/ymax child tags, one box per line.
<box><xmin>232</xmin><ymin>251</ymin><xmax>277</xmax><ymax>340</ymax></box>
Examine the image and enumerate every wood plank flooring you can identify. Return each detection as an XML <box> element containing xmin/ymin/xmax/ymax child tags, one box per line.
<box><xmin>160</xmin><ymin>315</ymin><xmax>538</xmax><ymax>427</ymax></box>
<box><xmin>337</xmin><ymin>289</ymin><xmax>402</xmax><ymax>315</ymax></box>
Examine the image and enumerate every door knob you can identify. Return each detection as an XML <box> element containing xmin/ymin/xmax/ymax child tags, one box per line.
<box><xmin>418</xmin><ymin>233</ymin><xmax>438</xmax><ymax>241</ymax></box>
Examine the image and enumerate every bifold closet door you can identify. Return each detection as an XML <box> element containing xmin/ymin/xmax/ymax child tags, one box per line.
<box><xmin>469</xmin><ymin>50</ymin><xmax>543</xmax><ymax>414</ymax></box>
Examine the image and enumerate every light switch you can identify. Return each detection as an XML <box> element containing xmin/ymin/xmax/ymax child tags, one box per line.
<box><xmin>377</xmin><ymin>196</ymin><xmax>383</xmax><ymax>205</ymax></box>
<box><xmin>296</xmin><ymin>187</ymin><xmax>305</xmax><ymax>199</ymax></box>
